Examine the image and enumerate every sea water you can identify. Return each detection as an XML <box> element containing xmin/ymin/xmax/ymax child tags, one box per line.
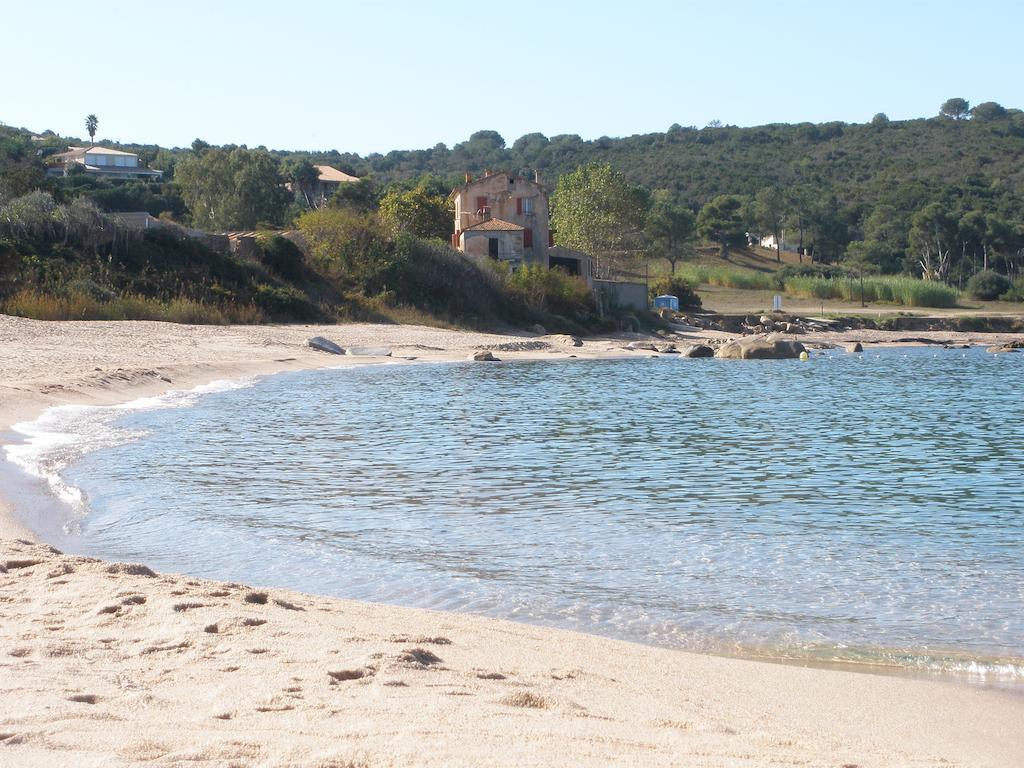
<box><xmin>5</xmin><ymin>348</ymin><xmax>1024</xmax><ymax>684</ymax></box>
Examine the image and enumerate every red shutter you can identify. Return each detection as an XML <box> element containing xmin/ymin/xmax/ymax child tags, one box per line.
<box><xmin>476</xmin><ymin>196</ymin><xmax>487</xmax><ymax>212</ymax></box>
<box><xmin>516</xmin><ymin>197</ymin><xmax>523</xmax><ymax>215</ymax></box>
<box><xmin>523</xmin><ymin>228</ymin><xmax>533</xmax><ymax>248</ymax></box>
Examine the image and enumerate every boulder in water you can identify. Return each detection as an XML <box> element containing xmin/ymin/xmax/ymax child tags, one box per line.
<box><xmin>679</xmin><ymin>344</ymin><xmax>715</xmax><ymax>358</ymax></box>
<box><xmin>846</xmin><ymin>342</ymin><xmax>864</xmax><ymax>353</ymax></box>
<box><xmin>715</xmin><ymin>338</ymin><xmax>806</xmax><ymax>360</ymax></box>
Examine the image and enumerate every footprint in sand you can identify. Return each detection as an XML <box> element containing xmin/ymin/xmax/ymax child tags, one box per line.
<box><xmin>328</xmin><ymin>667</ymin><xmax>375</xmax><ymax>683</ymax></box>
<box><xmin>400</xmin><ymin>648</ymin><xmax>443</xmax><ymax>667</ymax></box>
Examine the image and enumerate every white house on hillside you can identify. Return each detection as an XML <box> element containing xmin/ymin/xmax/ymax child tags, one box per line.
<box><xmin>47</xmin><ymin>146</ymin><xmax>163</xmax><ymax>181</ymax></box>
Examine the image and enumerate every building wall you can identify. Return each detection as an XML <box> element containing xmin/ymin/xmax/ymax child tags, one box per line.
<box><xmin>84</xmin><ymin>152</ymin><xmax>139</xmax><ymax>168</ymax></box>
<box><xmin>593</xmin><ymin>279</ymin><xmax>648</xmax><ymax>312</ymax></box>
<box><xmin>452</xmin><ymin>173</ymin><xmax>549</xmax><ymax>266</ymax></box>
<box><xmin>461</xmin><ymin>229</ymin><xmax>523</xmax><ymax>262</ymax></box>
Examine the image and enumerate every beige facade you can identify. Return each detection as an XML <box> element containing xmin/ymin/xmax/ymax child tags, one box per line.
<box><xmin>450</xmin><ymin>171</ymin><xmax>550</xmax><ymax>267</ymax></box>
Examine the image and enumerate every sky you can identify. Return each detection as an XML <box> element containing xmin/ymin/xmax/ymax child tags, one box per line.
<box><xmin>3</xmin><ymin>0</ymin><xmax>1022</xmax><ymax>155</ymax></box>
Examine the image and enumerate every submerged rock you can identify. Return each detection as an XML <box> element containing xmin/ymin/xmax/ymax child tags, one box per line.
<box><xmin>305</xmin><ymin>336</ymin><xmax>345</xmax><ymax>355</ymax></box>
<box><xmin>715</xmin><ymin>337</ymin><xmax>807</xmax><ymax>360</ymax></box>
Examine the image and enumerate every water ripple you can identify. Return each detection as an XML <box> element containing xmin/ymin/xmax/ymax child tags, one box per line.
<box><xmin>13</xmin><ymin>348</ymin><xmax>1024</xmax><ymax>683</ymax></box>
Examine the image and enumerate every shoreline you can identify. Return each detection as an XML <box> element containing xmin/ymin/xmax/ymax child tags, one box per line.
<box><xmin>5</xmin><ymin>362</ymin><xmax>1023</xmax><ymax>694</ymax></box>
<box><xmin>3</xmin><ymin>315</ymin><xmax>1024</xmax><ymax>766</ymax></box>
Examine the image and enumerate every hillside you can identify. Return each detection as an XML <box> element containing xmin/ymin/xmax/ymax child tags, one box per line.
<box><xmin>3</xmin><ymin>105</ymin><xmax>1024</xmax><ymax>322</ymax></box>
<box><xmin>316</xmin><ymin>114</ymin><xmax>1024</xmax><ymax>219</ymax></box>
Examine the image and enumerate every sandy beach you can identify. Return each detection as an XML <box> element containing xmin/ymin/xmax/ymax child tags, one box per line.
<box><xmin>2</xmin><ymin>314</ymin><xmax>1024</xmax><ymax>767</ymax></box>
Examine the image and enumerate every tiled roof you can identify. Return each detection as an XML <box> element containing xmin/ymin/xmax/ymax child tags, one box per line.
<box><xmin>314</xmin><ymin>165</ymin><xmax>359</xmax><ymax>183</ymax></box>
<box><xmin>463</xmin><ymin>218</ymin><xmax>524</xmax><ymax>232</ymax></box>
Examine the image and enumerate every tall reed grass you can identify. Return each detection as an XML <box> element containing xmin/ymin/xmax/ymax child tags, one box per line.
<box><xmin>674</xmin><ymin>265</ymin><xmax>960</xmax><ymax>308</ymax></box>
<box><xmin>674</xmin><ymin>264</ymin><xmax>777</xmax><ymax>291</ymax></box>
<box><xmin>783</xmin><ymin>276</ymin><xmax>959</xmax><ymax>308</ymax></box>
<box><xmin>0</xmin><ymin>290</ymin><xmax>265</xmax><ymax>324</ymax></box>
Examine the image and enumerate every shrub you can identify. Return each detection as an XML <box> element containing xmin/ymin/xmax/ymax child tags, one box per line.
<box><xmin>649</xmin><ymin>276</ymin><xmax>702</xmax><ymax>309</ymax></box>
<box><xmin>253</xmin><ymin>284</ymin><xmax>319</xmax><ymax>320</ymax></box>
<box><xmin>966</xmin><ymin>270</ymin><xmax>1012</xmax><ymax>301</ymax></box>
<box><xmin>255</xmin><ymin>233</ymin><xmax>305</xmax><ymax>280</ymax></box>
<box><xmin>508</xmin><ymin>263</ymin><xmax>595</xmax><ymax>317</ymax></box>
<box><xmin>999</xmin><ymin>276</ymin><xmax>1024</xmax><ymax>302</ymax></box>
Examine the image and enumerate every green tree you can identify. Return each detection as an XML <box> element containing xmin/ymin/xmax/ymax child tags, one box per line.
<box><xmin>957</xmin><ymin>210</ymin><xmax>988</xmax><ymax>276</ymax></box>
<box><xmin>969</xmin><ymin>101</ymin><xmax>1007</xmax><ymax>121</ymax></box>
<box><xmin>174</xmin><ymin>147</ymin><xmax>290</xmax><ymax>230</ymax></box>
<box><xmin>784</xmin><ymin>185</ymin><xmax>816</xmax><ymax>262</ymax></box>
<box><xmin>845</xmin><ymin>206</ymin><xmax>906</xmax><ymax>275</ymax></box>
<box><xmin>843</xmin><ymin>240</ymin><xmax>883</xmax><ymax>305</ymax></box>
<box><xmin>909</xmin><ymin>203</ymin><xmax>956</xmax><ymax>280</ymax></box>
<box><xmin>644</xmin><ymin>190</ymin><xmax>695</xmax><ymax>273</ymax></box>
<box><xmin>281</xmin><ymin>157</ymin><xmax>321</xmax><ymax>209</ymax></box>
<box><xmin>151</xmin><ymin>149</ymin><xmax>178</xmax><ymax>179</ymax></box>
<box><xmin>378</xmin><ymin>183</ymin><xmax>452</xmax><ymax>241</ymax></box>
<box><xmin>939</xmin><ymin>97</ymin><xmax>970</xmax><ymax>120</ymax></box>
<box><xmin>871</xmin><ymin>112</ymin><xmax>890</xmax><ymax>126</ymax></box>
<box><xmin>295</xmin><ymin>206</ymin><xmax>391</xmax><ymax>286</ymax></box>
<box><xmin>550</xmin><ymin>163</ymin><xmax>649</xmax><ymax>278</ymax></box>
<box><xmin>696</xmin><ymin>194</ymin><xmax>746</xmax><ymax>257</ymax></box>
<box><xmin>753</xmin><ymin>185</ymin><xmax>786</xmax><ymax>261</ymax></box>
<box><xmin>85</xmin><ymin>114</ymin><xmax>98</xmax><ymax>145</ymax></box>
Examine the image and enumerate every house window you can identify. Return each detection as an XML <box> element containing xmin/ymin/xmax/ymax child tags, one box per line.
<box><xmin>488</xmin><ymin>238</ymin><xmax>499</xmax><ymax>258</ymax></box>
<box><xmin>522</xmin><ymin>197</ymin><xmax>533</xmax><ymax>215</ymax></box>
<box><xmin>523</xmin><ymin>228</ymin><xmax>533</xmax><ymax>248</ymax></box>
<box><xmin>476</xmin><ymin>196</ymin><xmax>488</xmax><ymax>213</ymax></box>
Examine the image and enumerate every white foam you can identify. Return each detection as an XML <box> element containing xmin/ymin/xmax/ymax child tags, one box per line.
<box><xmin>3</xmin><ymin>377</ymin><xmax>256</xmax><ymax>534</ymax></box>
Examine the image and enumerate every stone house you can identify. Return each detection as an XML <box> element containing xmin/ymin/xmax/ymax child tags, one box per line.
<box><xmin>449</xmin><ymin>171</ymin><xmax>550</xmax><ymax>267</ymax></box>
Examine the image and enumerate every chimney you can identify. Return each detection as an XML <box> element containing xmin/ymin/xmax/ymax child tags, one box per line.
<box><xmin>465</xmin><ymin>172</ymin><xmax>472</xmax><ymax>183</ymax></box>
<box><xmin>534</xmin><ymin>170</ymin><xmax>542</xmax><ymax>185</ymax></box>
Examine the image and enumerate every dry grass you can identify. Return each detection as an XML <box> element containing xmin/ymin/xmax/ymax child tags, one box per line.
<box><xmin>0</xmin><ymin>290</ymin><xmax>264</xmax><ymax>325</ymax></box>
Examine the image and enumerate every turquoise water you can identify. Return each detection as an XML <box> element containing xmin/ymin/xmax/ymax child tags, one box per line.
<box><xmin>8</xmin><ymin>348</ymin><xmax>1024</xmax><ymax>683</ymax></box>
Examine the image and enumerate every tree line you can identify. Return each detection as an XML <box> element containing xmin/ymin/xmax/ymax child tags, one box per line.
<box><xmin>3</xmin><ymin>96</ymin><xmax>1024</xmax><ymax>291</ymax></box>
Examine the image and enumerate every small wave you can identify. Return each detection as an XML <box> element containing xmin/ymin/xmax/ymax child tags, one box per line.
<box><xmin>3</xmin><ymin>377</ymin><xmax>256</xmax><ymax>534</ymax></box>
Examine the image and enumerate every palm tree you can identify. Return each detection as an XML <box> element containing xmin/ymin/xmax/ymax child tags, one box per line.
<box><xmin>85</xmin><ymin>114</ymin><xmax>98</xmax><ymax>145</ymax></box>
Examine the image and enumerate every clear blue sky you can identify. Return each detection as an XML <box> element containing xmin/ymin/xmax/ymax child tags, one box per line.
<box><xmin>4</xmin><ymin>0</ymin><xmax>1021</xmax><ymax>155</ymax></box>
